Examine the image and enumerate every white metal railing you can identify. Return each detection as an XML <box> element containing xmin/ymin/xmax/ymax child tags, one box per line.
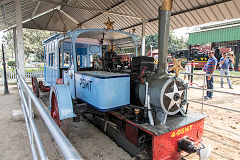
<box><xmin>16</xmin><ymin>68</ymin><xmax>83</xmax><ymax>160</ymax></box>
<box><xmin>182</xmin><ymin>72</ymin><xmax>240</xmax><ymax>113</ymax></box>
<box><xmin>1</xmin><ymin>68</ymin><xmax>44</xmax><ymax>84</ymax></box>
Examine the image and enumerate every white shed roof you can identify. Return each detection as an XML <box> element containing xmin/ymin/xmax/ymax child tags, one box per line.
<box><xmin>1</xmin><ymin>0</ymin><xmax>240</xmax><ymax>36</ymax></box>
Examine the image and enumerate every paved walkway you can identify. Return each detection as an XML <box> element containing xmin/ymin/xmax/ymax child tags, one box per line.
<box><xmin>0</xmin><ymin>85</ymin><xmax>62</xmax><ymax>160</ymax></box>
<box><xmin>0</xmin><ymin>85</ymin><xmax>132</xmax><ymax>160</ymax></box>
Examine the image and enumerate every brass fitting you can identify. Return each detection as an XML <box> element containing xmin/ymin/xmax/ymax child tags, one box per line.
<box><xmin>160</xmin><ymin>0</ymin><xmax>173</xmax><ymax>11</ymax></box>
<box><xmin>134</xmin><ymin>108</ymin><xmax>140</xmax><ymax>115</ymax></box>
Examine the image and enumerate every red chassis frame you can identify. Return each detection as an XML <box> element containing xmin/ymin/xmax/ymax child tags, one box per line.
<box><xmin>39</xmin><ymin>81</ymin><xmax>51</xmax><ymax>92</ymax></box>
<box><xmin>110</xmin><ymin>112</ymin><xmax>205</xmax><ymax>160</ymax></box>
<box><xmin>38</xmin><ymin>78</ymin><xmax>63</xmax><ymax>92</ymax></box>
<box><xmin>152</xmin><ymin>119</ymin><xmax>204</xmax><ymax>160</ymax></box>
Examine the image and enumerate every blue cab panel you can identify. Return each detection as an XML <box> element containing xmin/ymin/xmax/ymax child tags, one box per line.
<box><xmin>75</xmin><ymin>71</ymin><xmax>130</xmax><ymax>111</ymax></box>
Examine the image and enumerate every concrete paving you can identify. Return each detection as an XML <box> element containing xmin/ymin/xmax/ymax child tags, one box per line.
<box><xmin>0</xmin><ymin>85</ymin><xmax>62</xmax><ymax>160</ymax></box>
<box><xmin>0</xmin><ymin>85</ymin><xmax>132</xmax><ymax>160</ymax></box>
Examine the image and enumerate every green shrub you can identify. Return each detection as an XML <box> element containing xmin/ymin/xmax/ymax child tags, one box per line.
<box><xmin>25</xmin><ymin>68</ymin><xmax>44</xmax><ymax>72</ymax></box>
<box><xmin>7</xmin><ymin>60</ymin><xmax>15</xmax><ymax>67</ymax></box>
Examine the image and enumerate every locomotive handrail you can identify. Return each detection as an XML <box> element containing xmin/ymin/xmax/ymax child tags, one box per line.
<box><xmin>181</xmin><ymin>72</ymin><xmax>240</xmax><ymax>113</ymax></box>
<box><xmin>16</xmin><ymin>68</ymin><xmax>83</xmax><ymax>160</ymax></box>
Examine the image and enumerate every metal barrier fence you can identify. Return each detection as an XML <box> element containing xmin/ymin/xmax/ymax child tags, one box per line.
<box><xmin>181</xmin><ymin>72</ymin><xmax>240</xmax><ymax>113</ymax></box>
<box><xmin>16</xmin><ymin>68</ymin><xmax>84</xmax><ymax>160</ymax></box>
<box><xmin>1</xmin><ymin>68</ymin><xmax>44</xmax><ymax>84</ymax></box>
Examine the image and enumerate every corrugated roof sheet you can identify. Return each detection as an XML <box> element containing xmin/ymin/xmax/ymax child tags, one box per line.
<box><xmin>189</xmin><ymin>23</ymin><xmax>240</xmax><ymax>44</ymax></box>
<box><xmin>0</xmin><ymin>0</ymin><xmax>240</xmax><ymax>36</ymax></box>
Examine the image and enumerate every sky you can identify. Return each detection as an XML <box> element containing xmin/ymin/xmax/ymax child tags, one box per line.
<box><xmin>173</xmin><ymin>27</ymin><xmax>193</xmax><ymax>39</ymax></box>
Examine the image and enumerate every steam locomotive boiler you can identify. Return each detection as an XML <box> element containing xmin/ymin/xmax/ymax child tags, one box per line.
<box><xmin>130</xmin><ymin>57</ymin><xmax>187</xmax><ymax>123</ymax></box>
<box><xmin>31</xmin><ymin>0</ymin><xmax>211</xmax><ymax>159</ymax></box>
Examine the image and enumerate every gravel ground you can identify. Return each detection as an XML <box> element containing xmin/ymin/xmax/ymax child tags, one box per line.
<box><xmin>40</xmin><ymin>91</ymin><xmax>133</xmax><ymax>160</ymax></box>
<box><xmin>185</xmin><ymin>78</ymin><xmax>240</xmax><ymax>160</ymax></box>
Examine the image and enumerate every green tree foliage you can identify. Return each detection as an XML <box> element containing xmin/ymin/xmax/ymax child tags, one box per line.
<box><xmin>2</xmin><ymin>29</ymin><xmax>57</xmax><ymax>61</ymax></box>
<box><xmin>168</xmin><ymin>31</ymin><xmax>188</xmax><ymax>54</ymax></box>
<box><xmin>7</xmin><ymin>60</ymin><xmax>15</xmax><ymax>68</ymax></box>
<box><xmin>145</xmin><ymin>31</ymin><xmax>188</xmax><ymax>55</ymax></box>
<box><xmin>145</xmin><ymin>33</ymin><xmax>158</xmax><ymax>53</ymax></box>
<box><xmin>2</xmin><ymin>28</ymin><xmax>186</xmax><ymax>61</ymax></box>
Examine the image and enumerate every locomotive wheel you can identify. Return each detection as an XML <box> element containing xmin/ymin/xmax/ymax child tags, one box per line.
<box><xmin>51</xmin><ymin>92</ymin><xmax>71</xmax><ymax>137</ymax></box>
<box><xmin>32</xmin><ymin>76</ymin><xmax>39</xmax><ymax>97</ymax></box>
<box><xmin>39</xmin><ymin>80</ymin><xmax>44</xmax><ymax>92</ymax></box>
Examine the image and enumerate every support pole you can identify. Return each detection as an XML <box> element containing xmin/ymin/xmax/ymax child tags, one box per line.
<box><xmin>188</xmin><ymin>45</ymin><xmax>191</xmax><ymax>61</ymax></box>
<box><xmin>141</xmin><ymin>20</ymin><xmax>146</xmax><ymax>56</ymax></box>
<box><xmin>235</xmin><ymin>40</ymin><xmax>240</xmax><ymax>71</ymax></box>
<box><xmin>150</xmin><ymin>45</ymin><xmax>153</xmax><ymax>57</ymax></box>
<box><xmin>190</xmin><ymin>60</ymin><xmax>194</xmax><ymax>84</ymax></box>
<box><xmin>13</xmin><ymin>27</ymin><xmax>18</xmax><ymax>68</ymax></box>
<box><xmin>2</xmin><ymin>44</ymin><xmax>9</xmax><ymax>94</ymax></box>
<box><xmin>15</xmin><ymin>0</ymin><xmax>25</xmax><ymax>76</ymax></box>
<box><xmin>13</xmin><ymin>27</ymin><xmax>18</xmax><ymax>79</ymax></box>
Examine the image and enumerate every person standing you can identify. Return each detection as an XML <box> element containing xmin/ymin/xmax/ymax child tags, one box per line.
<box><xmin>230</xmin><ymin>52</ymin><xmax>235</xmax><ymax>71</ymax></box>
<box><xmin>219</xmin><ymin>52</ymin><xmax>234</xmax><ymax>89</ymax></box>
<box><xmin>214</xmin><ymin>47</ymin><xmax>221</xmax><ymax>69</ymax></box>
<box><xmin>203</xmin><ymin>51</ymin><xmax>218</xmax><ymax>100</ymax></box>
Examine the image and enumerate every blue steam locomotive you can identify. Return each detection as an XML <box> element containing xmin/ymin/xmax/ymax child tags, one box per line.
<box><xmin>31</xmin><ymin>1</ymin><xmax>211</xmax><ymax>158</ymax></box>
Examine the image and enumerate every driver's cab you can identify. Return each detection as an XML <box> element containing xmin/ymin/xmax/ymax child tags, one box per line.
<box><xmin>59</xmin><ymin>37</ymin><xmax>103</xmax><ymax>99</ymax></box>
<box><xmin>58</xmin><ymin>38</ymin><xmax>102</xmax><ymax>77</ymax></box>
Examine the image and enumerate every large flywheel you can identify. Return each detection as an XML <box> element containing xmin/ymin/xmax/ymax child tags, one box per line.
<box><xmin>160</xmin><ymin>78</ymin><xmax>186</xmax><ymax>115</ymax></box>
